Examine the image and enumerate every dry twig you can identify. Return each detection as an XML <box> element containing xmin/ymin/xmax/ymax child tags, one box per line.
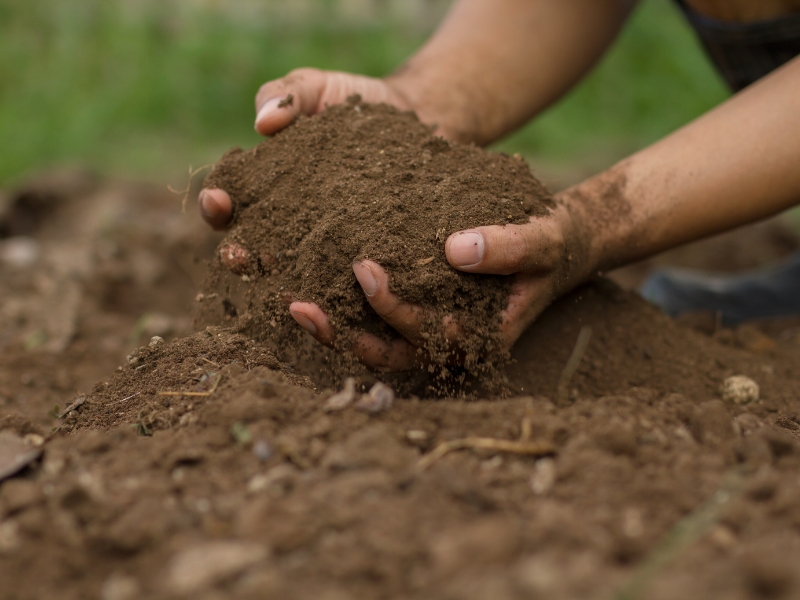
<box><xmin>417</xmin><ymin>436</ymin><xmax>555</xmax><ymax>471</ymax></box>
<box><xmin>557</xmin><ymin>326</ymin><xmax>592</xmax><ymax>405</ymax></box>
<box><xmin>109</xmin><ymin>391</ymin><xmax>141</xmax><ymax>406</ymax></box>
<box><xmin>158</xmin><ymin>374</ymin><xmax>222</xmax><ymax>397</ymax></box>
<box><xmin>168</xmin><ymin>164</ymin><xmax>213</xmax><ymax>212</ymax></box>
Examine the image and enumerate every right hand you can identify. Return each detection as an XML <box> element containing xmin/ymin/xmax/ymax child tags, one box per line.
<box><xmin>198</xmin><ymin>68</ymin><xmax>414</xmax><ymax>229</ymax></box>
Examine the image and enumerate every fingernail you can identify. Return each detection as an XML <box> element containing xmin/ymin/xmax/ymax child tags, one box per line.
<box><xmin>353</xmin><ymin>261</ymin><xmax>378</xmax><ymax>296</ymax></box>
<box><xmin>290</xmin><ymin>311</ymin><xmax>317</xmax><ymax>335</ymax></box>
<box><xmin>448</xmin><ymin>232</ymin><xmax>484</xmax><ymax>267</ymax></box>
<box><xmin>255</xmin><ymin>97</ymin><xmax>285</xmax><ymax>128</ymax></box>
<box><xmin>198</xmin><ymin>190</ymin><xmax>220</xmax><ymax>220</ymax></box>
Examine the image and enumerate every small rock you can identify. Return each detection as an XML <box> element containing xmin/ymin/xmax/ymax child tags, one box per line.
<box><xmin>0</xmin><ymin>237</ymin><xmax>40</xmax><ymax>269</ymax></box>
<box><xmin>22</xmin><ymin>433</ymin><xmax>44</xmax><ymax>447</ymax></box>
<box><xmin>219</xmin><ymin>242</ymin><xmax>252</xmax><ymax>275</ymax></box>
<box><xmin>708</xmin><ymin>525</ymin><xmax>737</xmax><ymax>552</ymax></box>
<box><xmin>721</xmin><ymin>375</ymin><xmax>759</xmax><ymax>405</ymax></box>
<box><xmin>529</xmin><ymin>458</ymin><xmax>556</xmax><ymax>495</ymax></box>
<box><xmin>148</xmin><ymin>336</ymin><xmax>164</xmax><ymax>348</ymax></box>
<box><xmin>167</xmin><ymin>541</ymin><xmax>268</xmax><ymax>595</ymax></box>
<box><xmin>355</xmin><ymin>382</ymin><xmax>394</xmax><ymax>414</ymax></box>
<box><xmin>252</xmin><ymin>439</ymin><xmax>273</xmax><ymax>462</ymax></box>
<box><xmin>323</xmin><ymin>378</ymin><xmax>357</xmax><ymax>412</ymax></box>
<box><xmin>0</xmin><ymin>431</ymin><xmax>42</xmax><ymax>482</ymax></box>
<box><xmin>406</xmin><ymin>429</ymin><xmax>430</xmax><ymax>446</ymax></box>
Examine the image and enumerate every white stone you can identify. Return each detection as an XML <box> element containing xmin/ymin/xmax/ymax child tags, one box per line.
<box><xmin>721</xmin><ymin>375</ymin><xmax>760</xmax><ymax>405</ymax></box>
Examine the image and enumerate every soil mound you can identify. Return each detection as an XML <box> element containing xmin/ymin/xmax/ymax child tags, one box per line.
<box><xmin>199</xmin><ymin>97</ymin><xmax>553</xmax><ymax>387</ymax></box>
<box><xmin>3</xmin><ymin>171</ymin><xmax>800</xmax><ymax>600</ymax></box>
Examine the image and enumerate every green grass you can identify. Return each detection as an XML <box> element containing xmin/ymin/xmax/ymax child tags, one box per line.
<box><xmin>0</xmin><ymin>0</ymin><xmax>729</xmax><ymax>186</ymax></box>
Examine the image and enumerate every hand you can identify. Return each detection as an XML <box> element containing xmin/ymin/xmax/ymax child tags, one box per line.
<box><xmin>289</xmin><ymin>202</ymin><xmax>591</xmax><ymax>371</ymax></box>
<box><xmin>198</xmin><ymin>68</ymin><xmax>414</xmax><ymax>230</ymax></box>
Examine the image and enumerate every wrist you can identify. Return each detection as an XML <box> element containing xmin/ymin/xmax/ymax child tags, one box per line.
<box><xmin>555</xmin><ymin>162</ymin><xmax>637</xmax><ymax>279</ymax></box>
<box><xmin>545</xmin><ymin>200</ymin><xmax>597</xmax><ymax>297</ymax></box>
<box><xmin>383</xmin><ymin>69</ymin><xmax>475</xmax><ymax>143</ymax></box>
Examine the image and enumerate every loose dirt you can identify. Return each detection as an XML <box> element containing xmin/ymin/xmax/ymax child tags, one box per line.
<box><xmin>199</xmin><ymin>98</ymin><xmax>553</xmax><ymax>392</ymax></box>
<box><xmin>1</xmin><ymin>155</ymin><xmax>800</xmax><ymax>600</ymax></box>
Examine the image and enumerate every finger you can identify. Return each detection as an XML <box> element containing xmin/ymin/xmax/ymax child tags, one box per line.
<box><xmin>255</xmin><ymin>67</ymin><xmax>338</xmax><ymax>136</ymax></box>
<box><xmin>499</xmin><ymin>275</ymin><xmax>555</xmax><ymax>347</ymax></box>
<box><xmin>445</xmin><ymin>218</ymin><xmax>564</xmax><ymax>276</ymax></box>
<box><xmin>290</xmin><ymin>300</ymin><xmax>417</xmax><ymax>371</ymax></box>
<box><xmin>198</xmin><ymin>188</ymin><xmax>233</xmax><ymax>230</ymax></box>
<box><xmin>352</xmin><ymin>334</ymin><xmax>418</xmax><ymax>372</ymax></box>
<box><xmin>289</xmin><ymin>301</ymin><xmax>335</xmax><ymax>346</ymax></box>
<box><xmin>255</xmin><ymin>68</ymin><xmax>409</xmax><ymax>136</ymax></box>
<box><xmin>353</xmin><ymin>260</ymin><xmax>429</xmax><ymax>346</ymax></box>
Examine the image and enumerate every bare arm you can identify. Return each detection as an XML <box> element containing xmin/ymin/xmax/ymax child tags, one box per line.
<box><xmin>203</xmin><ymin>0</ymin><xmax>637</xmax><ymax>227</ymax></box>
<box><xmin>389</xmin><ymin>0</ymin><xmax>638</xmax><ymax>144</ymax></box>
<box><xmin>564</xmin><ymin>54</ymin><xmax>800</xmax><ymax>276</ymax></box>
<box><xmin>345</xmin><ymin>54</ymin><xmax>800</xmax><ymax>362</ymax></box>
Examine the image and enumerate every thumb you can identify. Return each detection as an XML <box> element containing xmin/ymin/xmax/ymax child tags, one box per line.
<box><xmin>445</xmin><ymin>219</ymin><xmax>565</xmax><ymax>276</ymax></box>
<box><xmin>254</xmin><ymin>67</ymin><xmax>330</xmax><ymax>135</ymax></box>
<box><xmin>255</xmin><ymin>69</ymin><xmax>410</xmax><ymax>136</ymax></box>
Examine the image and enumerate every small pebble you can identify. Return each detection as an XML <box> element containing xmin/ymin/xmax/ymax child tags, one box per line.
<box><xmin>148</xmin><ymin>336</ymin><xmax>164</xmax><ymax>348</ymax></box>
<box><xmin>355</xmin><ymin>382</ymin><xmax>394</xmax><ymax>414</ymax></box>
<box><xmin>323</xmin><ymin>377</ymin><xmax>357</xmax><ymax>412</ymax></box>
<box><xmin>252</xmin><ymin>439</ymin><xmax>273</xmax><ymax>462</ymax></box>
<box><xmin>529</xmin><ymin>458</ymin><xmax>556</xmax><ymax>495</ymax></box>
<box><xmin>721</xmin><ymin>375</ymin><xmax>760</xmax><ymax>405</ymax></box>
<box><xmin>219</xmin><ymin>242</ymin><xmax>252</xmax><ymax>275</ymax></box>
<box><xmin>22</xmin><ymin>433</ymin><xmax>44</xmax><ymax>447</ymax></box>
<box><xmin>0</xmin><ymin>237</ymin><xmax>39</xmax><ymax>269</ymax></box>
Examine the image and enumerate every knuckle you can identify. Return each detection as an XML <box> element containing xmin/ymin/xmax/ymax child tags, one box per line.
<box><xmin>285</xmin><ymin>67</ymin><xmax>321</xmax><ymax>86</ymax></box>
<box><xmin>500</xmin><ymin>229</ymin><xmax>530</xmax><ymax>273</ymax></box>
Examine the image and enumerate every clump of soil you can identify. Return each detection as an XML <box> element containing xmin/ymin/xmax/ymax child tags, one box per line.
<box><xmin>200</xmin><ymin>97</ymin><xmax>553</xmax><ymax>387</ymax></box>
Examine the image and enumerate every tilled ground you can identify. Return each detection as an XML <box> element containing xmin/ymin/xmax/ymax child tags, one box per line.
<box><xmin>1</xmin><ymin>171</ymin><xmax>800</xmax><ymax>600</ymax></box>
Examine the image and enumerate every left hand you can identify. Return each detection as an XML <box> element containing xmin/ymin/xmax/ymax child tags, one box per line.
<box><xmin>288</xmin><ymin>202</ymin><xmax>591</xmax><ymax>371</ymax></box>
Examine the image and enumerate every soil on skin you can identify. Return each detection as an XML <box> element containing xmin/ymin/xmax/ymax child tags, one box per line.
<box><xmin>1</xmin><ymin>168</ymin><xmax>800</xmax><ymax>600</ymax></box>
<box><xmin>199</xmin><ymin>98</ymin><xmax>553</xmax><ymax>391</ymax></box>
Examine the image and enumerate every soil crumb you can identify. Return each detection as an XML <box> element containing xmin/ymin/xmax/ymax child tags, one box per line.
<box><xmin>200</xmin><ymin>97</ymin><xmax>553</xmax><ymax>392</ymax></box>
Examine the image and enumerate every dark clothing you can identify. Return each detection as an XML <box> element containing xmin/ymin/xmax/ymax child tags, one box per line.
<box><xmin>675</xmin><ymin>0</ymin><xmax>800</xmax><ymax>90</ymax></box>
<box><xmin>641</xmin><ymin>252</ymin><xmax>800</xmax><ymax>326</ymax></box>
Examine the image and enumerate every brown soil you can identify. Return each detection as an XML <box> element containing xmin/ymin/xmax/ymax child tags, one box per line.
<box><xmin>1</xmin><ymin>165</ymin><xmax>800</xmax><ymax>600</ymax></box>
<box><xmin>199</xmin><ymin>98</ymin><xmax>553</xmax><ymax>390</ymax></box>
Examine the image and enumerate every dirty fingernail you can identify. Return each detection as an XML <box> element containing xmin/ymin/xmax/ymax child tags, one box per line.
<box><xmin>290</xmin><ymin>311</ymin><xmax>317</xmax><ymax>335</ymax></box>
<box><xmin>448</xmin><ymin>232</ymin><xmax>484</xmax><ymax>267</ymax></box>
<box><xmin>255</xmin><ymin>97</ymin><xmax>286</xmax><ymax>128</ymax></box>
<box><xmin>353</xmin><ymin>261</ymin><xmax>378</xmax><ymax>296</ymax></box>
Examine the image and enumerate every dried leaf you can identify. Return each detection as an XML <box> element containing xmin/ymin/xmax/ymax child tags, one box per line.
<box><xmin>0</xmin><ymin>431</ymin><xmax>42</xmax><ymax>482</ymax></box>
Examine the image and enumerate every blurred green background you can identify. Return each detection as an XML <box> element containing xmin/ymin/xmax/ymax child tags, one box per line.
<box><xmin>0</xmin><ymin>0</ymin><xmax>730</xmax><ymax>187</ymax></box>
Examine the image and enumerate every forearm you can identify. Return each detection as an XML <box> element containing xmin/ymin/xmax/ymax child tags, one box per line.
<box><xmin>563</xmin><ymin>54</ymin><xmax>800</xmax><ymax>276</ymax></box>
<box><xmin>386</xmin><ymin>0</ymin><xmax>637</xmax><ymax>145</ymax></box>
